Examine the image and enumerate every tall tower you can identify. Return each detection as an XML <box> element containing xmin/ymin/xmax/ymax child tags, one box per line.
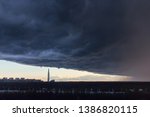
<box><xmin>47</xmin><ymin>68</ymin><xmax>50</xmax><ymax>82</ymax></box>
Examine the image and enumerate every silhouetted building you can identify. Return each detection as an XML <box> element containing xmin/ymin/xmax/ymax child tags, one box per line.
<box><xmin>0</xmin><ymin>77</ymin><xmax>43</xmax><ymax>83</ymax></box>
<box><xmin>47</xmin><ymin>68</ymin><xmax>50</xmax><ymax>82</ymax></box>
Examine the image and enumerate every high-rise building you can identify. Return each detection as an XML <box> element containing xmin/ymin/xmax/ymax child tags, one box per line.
<box><xmin>47</xmin><ymin>68</ymin><xmax>50</xmax><ymax>82</ymax></box>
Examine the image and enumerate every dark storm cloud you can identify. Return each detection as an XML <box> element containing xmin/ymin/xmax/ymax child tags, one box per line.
<box><xmin>0</xmin><ymin>0</ymin><xmax>150</xmax><ymax>79</ymax></box>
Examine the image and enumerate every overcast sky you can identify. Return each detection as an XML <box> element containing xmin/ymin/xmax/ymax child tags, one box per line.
<box><xmin>0</xmin><ymin>0</ymin><xmax>150</xmax><ymax>81</ymax></box>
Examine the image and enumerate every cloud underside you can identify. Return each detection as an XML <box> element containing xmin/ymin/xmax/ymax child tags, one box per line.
<box><xmin>0</xmin><ymin>0</ymin><xmax>150</xmax><ymax>79</ymax></box>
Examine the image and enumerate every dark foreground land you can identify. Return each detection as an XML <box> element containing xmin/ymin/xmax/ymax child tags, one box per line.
<box><xmin>0</xmin><ymin>82</ymin><xmax>150</xmax><ymax>100</ymax></box>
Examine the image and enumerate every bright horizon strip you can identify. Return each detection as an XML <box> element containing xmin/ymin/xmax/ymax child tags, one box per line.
<box><xmin>0</xmin><ymin>60</ymin><xmax>130</xmax><ymax>81</ymax></box>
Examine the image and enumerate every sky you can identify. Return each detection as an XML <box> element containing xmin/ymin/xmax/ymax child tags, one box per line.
<box><xmin>0</xmin><ymin>0</ymin><xmax>150</xmax><ymax>81</ymax></box>
<box><xmin>0</xmin><ymin>60</ymin><xmax>130</xmax><ymax>81</ymax></box>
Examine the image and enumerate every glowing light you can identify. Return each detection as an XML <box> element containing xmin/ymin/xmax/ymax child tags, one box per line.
<box><xmin>0</xmin><ymin>60</ymin><xmax>130</xmax><ymax>81</ymax></box>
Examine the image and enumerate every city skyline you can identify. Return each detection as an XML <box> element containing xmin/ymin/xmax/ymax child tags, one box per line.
<box><xmin>0</xmin><ymin>60</ymin><xmax>130</xmax><ymax>82</ymax></box>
